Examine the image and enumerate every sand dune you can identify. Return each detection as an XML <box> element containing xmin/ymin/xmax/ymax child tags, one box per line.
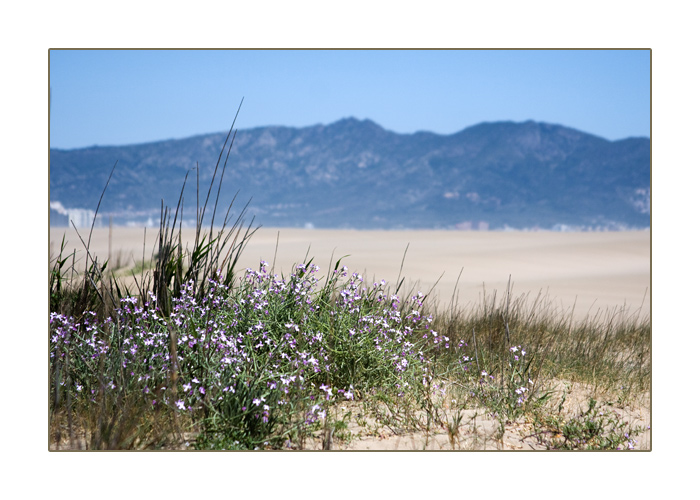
<box><xmin>49</xmin><ymin>227</ymin><xmax>650</xmax><ymax>321</ymax></box>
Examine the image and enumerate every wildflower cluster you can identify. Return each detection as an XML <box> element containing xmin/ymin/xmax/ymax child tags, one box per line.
<box><xmin>509</xmin><ymin>345</ymin><xmax>531</xmax><ymax>406</ymax></box>
<box><xmin>467</xmin><ymin>343</ymin><xmax>537</xmax><ymax>420</ymax></box>
<box><xmin>49</xmin><ymin>260</ymin><xmax>459</xmax><ymax>448</ymax></box>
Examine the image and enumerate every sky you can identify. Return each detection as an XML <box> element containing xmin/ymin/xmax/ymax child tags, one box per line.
<box><xmin>49</xmin><ymin>49</ymin><xmax>650</xmax><ymax>149</ymax></box>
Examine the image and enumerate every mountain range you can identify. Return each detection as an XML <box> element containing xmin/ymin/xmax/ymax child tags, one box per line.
<box><xmin>49</xmin><ymin>118</ymin><xmax>650</xmax><ymax>230</ymax></box>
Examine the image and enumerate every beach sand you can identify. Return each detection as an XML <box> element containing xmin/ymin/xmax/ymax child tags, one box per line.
<box><xmin>49</xmin><ymin>226</ymin><xmax>650</xmax><ymax>322</ymax></box>
<box><xmin>48</xmin><ymin>226</ymin><xmax>651</xmax><ymax>450</ymax></box>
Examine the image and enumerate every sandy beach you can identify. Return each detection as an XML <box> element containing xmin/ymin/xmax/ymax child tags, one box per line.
<box><xmin>49</xmin><ymin>226</ymin><xmax>650</xmax><ymax>322</ymax></box>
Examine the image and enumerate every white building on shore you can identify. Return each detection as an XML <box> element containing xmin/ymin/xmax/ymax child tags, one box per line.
<box><xmin>50</xmin><ymin>201</ymin><xmax>103</xmax><ymax>228</ymax></box>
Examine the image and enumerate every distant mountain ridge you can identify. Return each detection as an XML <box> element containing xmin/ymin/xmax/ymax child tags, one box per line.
<box><xmin>49</xmin><ymin>118</ymin><xmax>650</xmax><ymax>230</ymax></box>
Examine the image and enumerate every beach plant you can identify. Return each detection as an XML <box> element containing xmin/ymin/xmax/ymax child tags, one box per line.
<box><xmin>50</xmin><ymin>256</ymin><xmax>462</xmax><ymax>449</ymax></box>
<box><xmin>531</xmin><ymin>397</ymin><xmax>648</xmax><ymax>450</ymax></box>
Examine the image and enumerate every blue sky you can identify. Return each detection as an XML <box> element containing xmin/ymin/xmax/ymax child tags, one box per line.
<box><xmin>49</xmin><ymin>49</ymin><xmax>650</xmax><ymax>149</ymax></box>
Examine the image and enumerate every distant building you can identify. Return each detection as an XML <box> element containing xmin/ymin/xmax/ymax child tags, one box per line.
<box><xmin>477</xmin><ymin>221</ymin><xmax>489</xmax><ymax>231</ymax></box>
<box><xmin>49</xmin><ymin>201</ymin><xmax>102</xmax><ymax>228</ymax></box>
<box><xmin>455</xmin><ymin>221</ymin><xmax>472</xmax><ymax>230</ymax></box>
